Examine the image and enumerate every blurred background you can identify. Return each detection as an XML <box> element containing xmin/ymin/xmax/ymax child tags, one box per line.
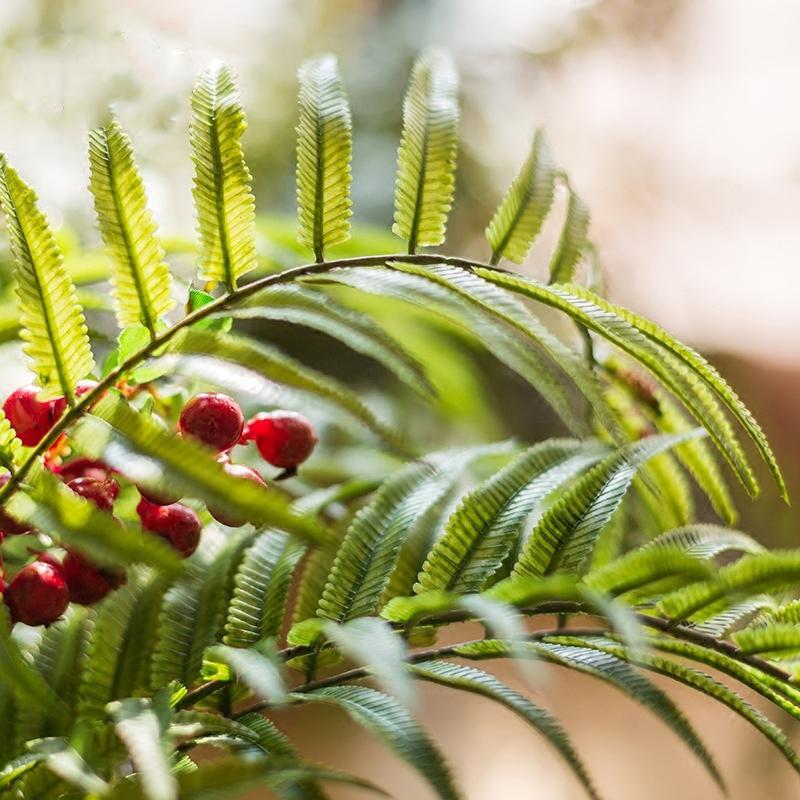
<box><xmin>1</xmin><ymin>0</ymin><xmax>799</xmax><ymax>797</ymax></box>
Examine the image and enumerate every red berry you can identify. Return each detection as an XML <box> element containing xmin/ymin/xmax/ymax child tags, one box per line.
<box><xmin>4</xmin><ymin>560</ymin><xmax>69</xmax><ymax>626</ymax></box>
<box><xmin>58</xmin><ymin>457</ymin><xmax>114</xmax><ymax>483</ymax></box>
<box><xmin>137</xmin><ymin>499</ymin><xmax>201</xmax><ymax>558</ymax></box>
<box><xmin>179</xmin><ymin>393</ymin><xmax>244</xmax><ymax>452</ymax></box>
<box><xmin>245</xmin><ymin>411</ymin><xmax>317</xmax><ymax>469</ymax></box>
<box><xmin>0</xmin><ymin>473</ymin><xmax>31</xmax><ymax>536</ymax></box>
<box><xmin>137</xmin><ymin>485</ymin><xmax>182</xmax><ymax>507</ymax></box>
<box><xmin>67</xmin><ymin>477</ymin><xmax>119</xmax><ymax>512</ymax></box>
<box><xmin>62</xmin><ymin>551</ymin><xmax>125</xmax><ymax>605</ymax></box>
<box><xmin>209</xmin><ymin>463</ymin><xmax>267</xmax><ymax>527</ymax></box>
<box><xmin>75</xmin><ymin>380</ymin><xmax>99</xmax><ymax>398</ymax></box>
<box><xmin>3</xmin><ymin>386</ymin><xmax>66</xmax><ymax>447</ymax></box>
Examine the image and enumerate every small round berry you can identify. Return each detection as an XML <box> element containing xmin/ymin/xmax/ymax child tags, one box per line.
<box><xmin>209</xmin><ymin>463</ymin><xmax>267</xmax><ymax>527</ymax></box>
<box><xmin>67</xmin><ymin>477</ymin><xmax>119</xmax><ymax>512</ymax></box>
<box><xmin>58</xmin><ymin>457</ymin><xmax>114</xmax><ymax>484</ymax></box>
<box><xmin>137</xmin><ymin>485</ymin><xmax>182</xmax><ymax>507</ymax></box>
<box><xmin>4</xmin><ymin>560</ymin><xmax>69</xmax><ymax>626</ymax></box>
<box><xmin>245</xmin><ymin>411</ymin><xmax>317</xmax><ymax>469</ymax></box>
<box><xmin>0</xmin><ymin>473</ymin><xmax>31</xmax><ymax>536</ymax></box>
<box><xmin>62</xmin><ymin>551</ymin><xmax>125</xmax><ymax>605</ymax></box>
<box><xmin>137</xmin><ymin>499</ymin><xmax>201</xmax><ymax>558</ymax></box>
<box><xmin>179</xmin><ymin>393</ymin><xmax>244</xmax><ymax>452</ymax></box>
<box><xmin>3</xmin><ymin>386</ymin><xmax>67</xmax><ymax>447</ymax></box>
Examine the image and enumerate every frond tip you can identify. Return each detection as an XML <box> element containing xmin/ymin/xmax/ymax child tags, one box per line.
<box><xmin>191</xmin><ymin>62</ymin><xmax>257</xmax><ymax>291</ymax></box>
<box><xmin>0</xmin><ymin>157</ymin><xmax>94</xmax><ymax>402</ymax></box>
<box><xmin>296</xmin><ymin>54</ymin><xmax>353</xmax><ymax>262</ymax></box>
<box><xmin>88</xmin><ymin>118</ymin><xmax>175</xmax><ymax>335</ymax></box>
<box><xmin>393</xmin><ymin>50</ymin><xmax>460</xmax><ymax>253</ymax></box>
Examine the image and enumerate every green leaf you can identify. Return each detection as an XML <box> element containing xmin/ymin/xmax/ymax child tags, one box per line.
<box><xmin>295</xmin><ymin>685</ymin><xmax>458</xmax><ymax>800</ymax></box>
<box><xmin>317</xmin><ymin>459</ymin><xmax>446</xmax><ymax>624</ymax></box>
<box><xmin>549</xmin><ymin>186</ymin><xmax>590</xmax><ymax>283</ymax></box>
<box><xmin>412</xmin><ymin>660</ymin><xmax>598</xmax><ymax>799</ymax></box>
<box><xmin>108</xmin><ymin>697</ymin><xmax>177</xmax><ymax>800</ymax></box>
<box><xmin>207</xmin><ymin>642</ymin><xmax>287</xmax><ymax>705</ymax></box>
<box><xmin>643</xmin><ymin>524</ymin><xmax>764</xmax><ymax>559</ymax></box>
<box><xmin>225</xmin><ymin>531</ymin><xmax>306</xmax><ymax>648</ymax></box>
<box><xmin>166</xmin><ymin>327</ymin><xmax>401</xmax><ymax>449</ymax></box>
<box><xmin>296</xmin><ymin>54</ymin><xmax>353</xmax><ymax>261</ymax></box>
<box><xmin>325</xmin><ymin>618</ymin><xmax>414</xmax><ymax>707</ymax></box>
<box><xmin>0</xmin><ymin>408</ymin><xmax>22</xmax><ymax>473</ymax></box>
<box><xmin>27</xmin><ymin>737</ymin><xmax>109</xmax><ymax>796</ymax></box>
<box><xmin>191</xmin><ymin>62</ymin><xmax>256</xmax><ymax>290</ymax></box>
<box><xmin>232</xmin><ymin>284</ymin><xmax>433</xmax><ymax>396</ymax></box>
<box><xmin>76</xmin><ymin>393</ymin><xmax>323</xmax><ymax>542</ymax></box>
<box><xmin>731</xmin><ymin>624</ymin><xmax>800</xmax><ymax>661</ymax></box>
<box><xmin>0</xmin><ymin>158</ymin><xmax>94</xmax><ymax>401</ymax></box>
<box><xmin>485</xmin><ymin>130</ymin><xmax>555</xmax><ymax>264</ymax></box>
<box><xmin>658</xmin><ymin>551</ymin><xmax>800</xmax><ymax>622</ymax></box>
<box><xmin>7</xmin><ymin>469</ymin><xmax>182</xmax><ymax>575</ymax></box>
<box><xmin>88</xmin><ymin>117</ymin><xmax>175</xmax><ymax>335</ymax></box>
<box><xmin>416</xmin><ymin>439</ymin><xmax>607</xmax><ymax>594</ymax></box>
<box><xmin>393</xmin><ymin>51</ymin><xmax>459</xmax><ymax>253</ymax></box>
<box><xmin>188</xmin><ymin>288</ymin><xmax>232</xmax><ymax>332</ymax></box>
<box><xmin>513</xmin><ymin>431</ymin><xmax>702</xmax><ymax>578</ymax></box>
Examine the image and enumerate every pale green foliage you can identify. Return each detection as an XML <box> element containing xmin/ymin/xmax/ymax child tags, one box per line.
<box><xmin>393</xmin><ymin>51</ymin><xmax>460</xmax><ymax>252</ymax></box>
<box><xmin>89</xmin><ymin>118</ymin><xmax>175</xmax><ymax>334</ymax></box>
<box><xmin>0</xmin><ymin>53</ymin><xmax>796</xmax><ymax>800</ymax></box>
<box><xmin>296</xmin><ymin>54</ymin><xmax>353</xmax><ymax>260</ymax></box>
<box><xmin>191</xmin><ymin>62</ymin><xmax>257</xmax><ymax>290</ymax></box>
<box><xmin>0</xmin><ymin>158</ymin><xmax>94</xmax><ymax>401</ymax></box>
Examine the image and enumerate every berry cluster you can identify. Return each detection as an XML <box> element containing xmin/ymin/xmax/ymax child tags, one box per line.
<box><xmin>0</xmin><ymin>385</ymin><xmax>317</xmax><ymax>627</ymax></box>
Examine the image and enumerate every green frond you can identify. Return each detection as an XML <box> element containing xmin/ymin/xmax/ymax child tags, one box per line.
<box><xmin>644</xmin><ymin>524</ymin><xmax>764</xmax><ymax>559</ymax></box>
<box><xmin>75</xmin><ymin>393</ymin><xmax>323</xmax><ymax>542</ymax></box>
<box><xmin>108</xmin><ymin>697</ymin><xmax>176</xmax><ymax>800</ymax></box>
<box><xmin>466</xmin><ymin>267</ymin><xmax>771</xmax><ymax>497</ymax></box>
<box><xmin>513</xmin><ymin>431</ymin><xmax>701</xmax><ymax>579</ymax></box>
<box><xmin>549</xmin><ymin>187</ymin><xmax>590</xmax><ymax>284</ymax></box>
<box><xmin>224</xmin><ymin>531</ymin><xmax>306</xmax><ymax>647</ymax></box>
<box><xmin>413</xmin><ymin>660</ymin><xmax>598</xmax><ymax>799</ymax></box>
<box><xmin>584</xmin><ymin>546</ymin><xmax>713</xmax><ymax>599</ymax></box>
<box><xmin>0</xmin><ymin>607</ymin><xmax>66</xmax><ymax>720</ymax></box>
<box><xmin>393</xmin><ymin>51</ymin><xmax>459</xmax><ymax>253</ymax></box>
<box><xmin>0</xmin><ymin>408</ymin><xmax>22</xmax><ymax>473</ymax></box>
<box><xmin>294</xmin><ymin>685</ymin><xmax>458</xmax><ymax>800</ymax></box>
<box><xmin>206</xmin><ymin>642</ymin><xmax>287</xmax><ymax>705</ymax></box>
<box><xmin>7</xmin><ymin>468</ymin><xmax>183</xmax><ymax>575</ymax></box>
<box><xmin>167</xmin><ymin>327</ymin><xmax>402</xmax><ymax>449</ymax></box>
<box><xmin>232</xmin><ymin>284</ymin><xmax>434</xmax><ymax>396</ymax></box>
<box><xmin>296</xmin><ymin>54</ymin><xmax>352</xmax><ymax>261</ymax></box>
<box><xmin>88</xmin><ymin>118</ymin><xmax>175</xmax><ymax>335</ymax></box>
<box><xmin>658</xmin><ymin>550</ymin><xmax>800</xmax><ymax>622</ymax></box>
<box><xmin>731</xmin><ymin>624</ymin><xmax>800</xmax><ymax>661</ymax></box>
<box><xmin>416</xmin><ymin>439</ymin><xmax>608</xmax><ymax>594</ymax></box>
<box><xmin>757</xmin><ymin>599</ymin><xmax>800</xmax><ymax>626</ymax></box>
<box><xmin>316</xmin><ymin>459</ymin><xmax>447</xmax><ymax>625</ymax></box>
<box><xmin>325</xmin><ymin>618</ymin><xmax>414</xmax><ymax>707</ymax></box>
<box><xmin>191</xmin><ymin>62</ymin><xmax>256</xmax><ymax>290</ymax></box>
<box><xmin>151</xmin><ymin>530</ymin><xmax>257</xmax><ymax>689</ymax></box>
<box><xmin>26</xmin><ymin>738</ymin><xmax>109</xmax><ymax>797</ymax></box>
<box><xmin>485</xmin><ymin>130</ymin><xmax>555</xmax><ymax>264</ymax></box>
<box><xmin>0</xmin><ymin>158</ymin><xmax>94</xmax><ymax>401</ymax></box>
<box><xmin>689</xmin><ymin>597</ymin><xmax>775</xmax><ymax>638</ymax></box>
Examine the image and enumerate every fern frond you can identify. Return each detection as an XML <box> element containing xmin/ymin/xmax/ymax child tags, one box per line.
<box><xmin>224</xmin><ymin>531</ymin><xmax>305</xmax><ymax>647</ymax></box>
<box><xmin>416</xmin><ymin>439</ymin><xmax>608</xmax><ymax>594</ymax></box>
<box><xmin>0</xmin><ymin>408</ymin><xmax>22</xmax><ymax>473</ymax></box>
<box><xmin>731</xmin><ymin>624</ymin><xmax>800</xmax><ymax>661</ymax></box>
<box><xmin>0</xmin><ymin>158</ymin><xmax>94</xmax><ymax>401</ymax></box>
<box><xmin>413</xmin><ymin>660</ymin><xmax>599</xmax><ymax>798</ymax></box>
<box><xmin>88</xmin><ymin>118</ymin><xmax>175</xmax><ymax>335</ymax></box>
<box><xmin>191</xmin><ymin>62</ymin><xmax>256</xmax><ymax>290</ymax></box>
<box><xmin>296</xmin><ymin>55</ymin><xmax>353</xmax><ymax>261</ymax></box>
<box><xmin>658</xmin><ymin>551</ymin><xmax>800</xmax><ymax>622</ymax></box>
<box><xmin>393</xmin><ymin>51</ymin><xmax>459</xmax><ymax>253</ymax></box>
<box><xmin>513</xmin><ymin>431</ymin><xmax>701</xmax><ymax>579</ymax></box>
<box><xmin>485</xmin><ymin>131</ymin><xmax>555</xmax><ymax>264</ymax></box>
<box><xmin>167</xmin><ymin>327</ymin><xmax>401</xmax><ymax>448</ymax></box>
<box><xmin>317</xmin><ymin>460</ymin><xmax>443</xmax><ymax>624</ymax></box>
<box><xmin>549</xmin><ymin>186</ymin><xmax>590</xmax><ymax>284</ymax></box>
<box><xmin>206</xmin><ymin>643</ymin><xmax>288</xmax><ymax>704</ymax></box>
<box><xmin>643</xmin><ymin>524</ymin><xmax>764</xmax><ymax>559</ymax></box>
<box><xmin>295</xmin><ymin>685</ymin><xmax>458</xmax><ymax>800</ymax></box>
<box><xmin>26</xmin><ymin>738</ymin><xmax>109</xmax><ymax>797</ymax></box>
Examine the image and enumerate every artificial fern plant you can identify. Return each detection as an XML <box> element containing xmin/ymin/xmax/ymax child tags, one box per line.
<box><xmin>0</xmin><ymin>51</ymin><xmax>795</xmax><ymax>799</ymax></box>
